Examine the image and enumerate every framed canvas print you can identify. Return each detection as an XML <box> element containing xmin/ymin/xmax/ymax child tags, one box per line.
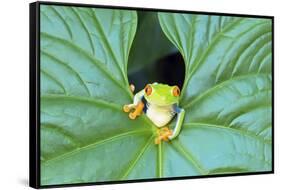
<box><xmin>29</xmin><ymin>1</ymin><xmax>274</xmax><ymax>188</ymax></box>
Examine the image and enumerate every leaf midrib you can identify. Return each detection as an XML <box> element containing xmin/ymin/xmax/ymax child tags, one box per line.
<box><xmin>41</xmin><ymin>50</ymin><xmax>91</xmax><ymax>96</ymax></box>
<box><xmin>184</xmin><ymin>123</ymin><xmax>271</xmax><ymax>144</ymax></box>
<box><xmin>42</xmin><ymin>129</ymin><xmax>152</xmax><ymax>166</ymax></box>
<box><xmin>172</xmin><ymin>140</ymin><xmax>208</xmax><ymax>175</ymax></box>
<box><xmin>182</xmin><ymin>20</ymin><xmax>269</xmax><ymax>98</ymax></box>
<box><xmin>41</xmin><ymin>94</ymin><xmax>156</xmax><ymax>130</ymax></box>
<box><xmin>180</xmin><ymin>18</ymin><xmax>244</xmax><ymax>96</ymax></box>
<box><xmin>120</xmin><ymin>135</ymin><xmax>154</xmax><ymax>179</ymax></box>
<box><xmin>41</xmin><ymin>94</ymin><xmax>121</xmax><ymax>111</ymax></box>
<box><xmin>184</xmin><ymin>73</ymin><xmax>271</xmax><ymax>108</ymax></box>
<box><xmin>41</xmin><ymin>32</ymin><xmax>133</xmax><ymax>98</ymax></box>
<box><xmin>90</xmin><ymin>9</ymin><xmax>128</xmax><ymax>85</ymax></box>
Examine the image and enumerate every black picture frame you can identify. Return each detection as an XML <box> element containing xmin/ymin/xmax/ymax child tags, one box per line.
<box><xmin>30</xmin><ymin>1</ymin><xmax>274</xmax><ymax>189</ymax></box>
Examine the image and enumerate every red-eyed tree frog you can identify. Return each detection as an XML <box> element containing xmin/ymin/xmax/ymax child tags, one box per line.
<box><xmin>123</xmin><ymin>83</ymin><xmax>185</xmax><ymax>144</ymax></box>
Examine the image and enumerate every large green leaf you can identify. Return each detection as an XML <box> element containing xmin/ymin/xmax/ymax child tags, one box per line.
<box><xmin>40</xmin><ymin>5</ymin><xmax>272</xmax><ymax>186</ymax></box>
<box><xmin>158</xmin><ymin>13</ymin><xmax>272</xmax><ymax>174</ymax></box>
<box><xmin>40</xmin><ymin>5</ymin><xmax>154</xmax><ymax>185</ymax></box>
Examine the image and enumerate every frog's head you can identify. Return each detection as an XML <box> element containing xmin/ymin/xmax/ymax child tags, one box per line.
<box><xmin>144</xmin><ymin>83</ymin><xmax>180</xmax><ymax>106</ymax></box>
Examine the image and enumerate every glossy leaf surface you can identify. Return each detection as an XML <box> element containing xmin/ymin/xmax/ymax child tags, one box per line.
<box><xmin>40</xmin><ymin>5</ymin><xmax>272</xmax><ymax>185</ymax></box>
<box><xmin>158</xmin><ymin>13</ymin><xmax>272</xmax><ymax>175</ymax></box>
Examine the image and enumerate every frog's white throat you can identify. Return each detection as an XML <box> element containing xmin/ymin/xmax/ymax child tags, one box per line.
<box><xmin>145</xmin><ymin>102</ymin><xmax>175</xmax><ymax>127</ymax></box>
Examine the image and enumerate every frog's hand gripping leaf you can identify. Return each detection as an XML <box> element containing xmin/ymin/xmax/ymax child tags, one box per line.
<box><xmin>123</xmin><ymin>90</ymin><xmax>145</xmax><ymax>119</ymax></box>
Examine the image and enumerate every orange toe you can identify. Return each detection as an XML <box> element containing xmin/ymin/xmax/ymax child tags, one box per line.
<box><xmin>129</xmin><ymin>112</ymin><xmax>136</xmax><ymax>120</ymax></box>
<box><xmin>123</xmin><ymin>105</ymin><xmax>130</xmax><ymax>112</ymax></box>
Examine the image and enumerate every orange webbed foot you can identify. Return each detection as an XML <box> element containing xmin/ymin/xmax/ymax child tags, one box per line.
<box><xmin>154</xmin><ymin>127</ymin><xmax>173</xmax><ymax>145</ymax></box>
<box><xmin>123</xmin><ymin>105</ymin><xmax>131</xmax><ymax>113</ymax></box>
<box><xmin>129</xmin><ymin>112</ymin><xmax>137</xmax><ymax>120</ymax></box>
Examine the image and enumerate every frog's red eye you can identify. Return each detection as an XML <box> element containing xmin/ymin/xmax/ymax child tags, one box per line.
<box><xmin>172</xmin><ymin>86</ymin><xmax>180</xmax><ymax>97</ymax></box>
<box><xmin>145</xmin><ymin>84</ymin><xmax>152</xmax><ymax>96</ymax></box>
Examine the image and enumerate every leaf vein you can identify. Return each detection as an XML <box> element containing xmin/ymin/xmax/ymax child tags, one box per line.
<box><xmin>90</xmin><ymin>9</ymin><xmax>128</xmax><ymax>85</ymax></box>
<box><xmin>185</xmin><ymin>123</ymin><xmax>271</xmax><ymax>143</ymax></box>
<box><xmin>172</xmin><ymin>140</ymin><xmax>208</xmax><ymax>175</ymax></box>
<box><xmin>42</xmin><ymin>50</ymin><xmax>91</xmax><ymax>96</ymax></box>
<box><xmin>41</xmin><ymin>32</ymin><xmax>132</xmax><ymax>98</ymax></box>
<box><xmin>42</xmin><ymin>130</ymin><xmax>151</xmax><ymax>166</ymax></box>
<box><xmin>70</xmin><ymin>7</ymin><xmax>96</xmax><ymax>55</ymax></box>
<box><xmin>49</xmin><ymin>6</ymin><xmax>73</xmax><ymax>39</ymax></box>
<box><xmin>120</xmin><ymin>135</ymin><xmax>154</xmax><ymax>179</ymax></box>
<box><xmin>41</xmin><ymin>69</ymin><xmax>67</xmax><ymax>94</ymax></box>
<box><xmin>185</xmin><ymin>73</ymin><xmax>271</xmax><ymax>108</ymax></box>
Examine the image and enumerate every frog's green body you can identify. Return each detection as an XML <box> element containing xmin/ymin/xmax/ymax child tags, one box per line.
<box><xmin>123</xmin><ymin>83</ymin><xmax>185</xmax><ymax>143</ymax></box>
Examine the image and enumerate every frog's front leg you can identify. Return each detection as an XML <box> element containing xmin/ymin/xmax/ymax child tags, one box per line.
<box><xmin>128</xmin><ymin>101</ymin><xmax>144</xmax><ymax>119</ymax></box>
<box><xmin>123</xmin><ymin>90</ymin><xmax>145</xmax><ymax>120</ymax></box>
<box><xmin>169</xmin><ymin>106</ymin><xmax>185</xmax><ymax>140</ymax></box>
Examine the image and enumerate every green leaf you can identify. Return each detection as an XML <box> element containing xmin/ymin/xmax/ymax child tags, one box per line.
<box><xmin>40</xmin><ymin>5</ymin><xmax>272</xmax><ymax>186</ymax></box>
<box><xmin>40</xmin><ymin>5</ymin><xmax>154</xmax><ymax>185</ymax></box>
<box><xmin>158</xmin><ymin>13</ymin><xmax>272</xmax><ymax>174</ymax></box>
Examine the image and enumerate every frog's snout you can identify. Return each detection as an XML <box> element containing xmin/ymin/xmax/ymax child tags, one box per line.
<box><xmin>161</xmin><ymin>96</ymin><xmax>167</xmax><ymax>102</ymax></box>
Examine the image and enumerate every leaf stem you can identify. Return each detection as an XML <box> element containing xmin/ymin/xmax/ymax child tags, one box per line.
<box><xmin>120</xmin><ymin>135</ymin><xmax>154</xmax><ymax>179</ymax></box>
<box><xmin>157</xmin><ymin>141</ymin><xmax>163</xmax><ymax>178</ymax></box>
